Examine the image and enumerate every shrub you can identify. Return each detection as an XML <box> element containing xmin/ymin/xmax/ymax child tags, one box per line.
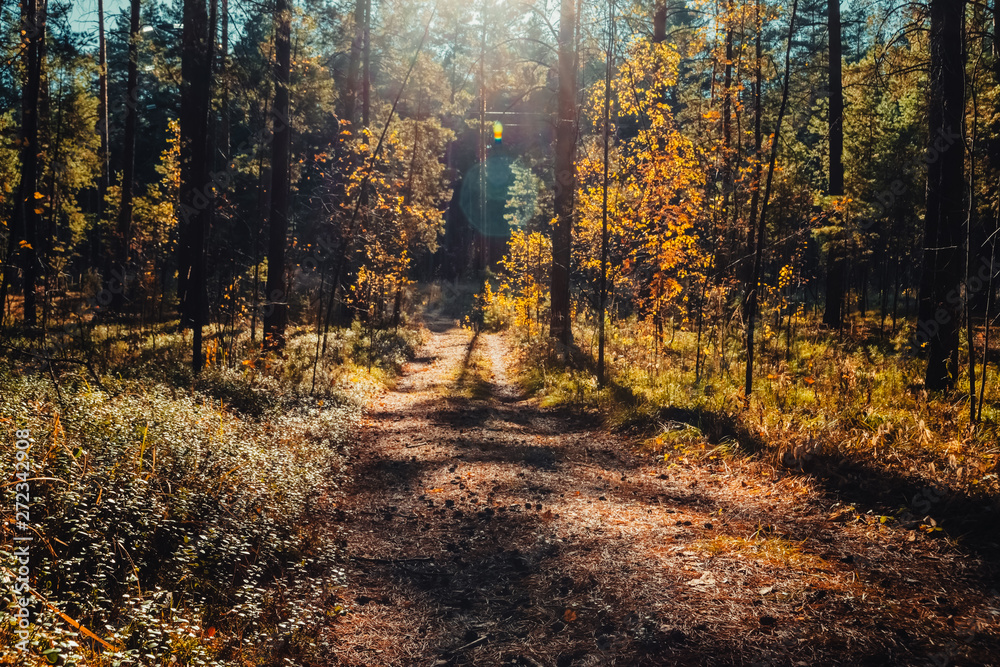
<box><xmin>0</xmin><ymin>336</ymin><xmax>372</xmax><ymax>665</ymax></box>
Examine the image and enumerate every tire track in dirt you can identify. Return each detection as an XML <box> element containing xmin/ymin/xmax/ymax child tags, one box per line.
<box><xmin>326</xmin><ymin>323</ymin><xmax>1000</xmax><ymax>666</ymax></box>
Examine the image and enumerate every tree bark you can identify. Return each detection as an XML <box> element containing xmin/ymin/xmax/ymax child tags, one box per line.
<box><xmin>96</xmin><ymin>0</ymin><xmax>109</xmax><ymax>224</ymax></box>
<box><xmin>721</xmin><ymin>0</ymin><xmax>734</xmax><ymax>219</ymax></box>
<box><xmin>598</xmin><ymin>0</ymin><xmax>614</xmax><ymax>385</ymax></box>
<box><xmin>263</xmin><ymin>0</ymin><xmax>293</xmax><ymax>350</ymax></box>
<box><xmin>344</xmin><ymin>0</ymin><xmax>365</xmax><ymax>127</ymax></box>
<box><xmin>823</xmin><ymin>0</ymin><xmax>846</xmax><ymax>329</ymax></box>
<box><xmin>742</xmin><ymin>0</ymin><xmax>763</xmax><ymax>302</ymax></box>
<box><xmin>362</xmin><ymin>0</ymin><xmax>371</xmax><ymax>128</ymax></box>
<box><xmin>550</xmin><ymin>0</ymin><xmax>577</xmax><ymax>352</ymax></box>
<box><xmin>179</xmin><ymin>0</ymin><xmax>213</xmax><ymax>372</ymax></box>
<box><xmin>653</xmin><ymin>0</ymin><xmax>666</xmax><ymax>43</ymax></box>
<box><xmin>745</xmin><ymin>0</ymin><xmax>797</xmax><ymax>397</ymax></box>
<box><xmin>116</xmin><ymin>0</ymin><xmax>141</xmax><ymax>280</ymax></box>
<box><xmin>918</xmin><ymin>0</ymin><xmax>965</xmax><ymax>391</ymax></box>
<box><xmin>10</xmin><ymin>0</ymin><xmax>45</xmax><ymax>327</ymax></box>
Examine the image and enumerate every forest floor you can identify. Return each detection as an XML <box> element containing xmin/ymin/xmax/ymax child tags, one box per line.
<box><xmin>324</xmin><ymin>320</ymin><xmax>1000</xmax><ymax>666</ymax></box>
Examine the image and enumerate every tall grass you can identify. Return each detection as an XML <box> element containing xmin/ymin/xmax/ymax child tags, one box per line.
<box><xmin>501</xmin><ymin>300</ymin><xmax>1000</xmax><ymax>500</ymax></box>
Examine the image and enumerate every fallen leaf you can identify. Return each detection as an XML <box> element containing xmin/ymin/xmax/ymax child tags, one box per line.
<box><xmin>685</xmin><ymin>573</ymin><xmax>716</xmax><ymax>587</ymax></box>
<box><xmin>563</xmin><ymin>609</ymin><xmax>577</xmax><ymax>622</ymax></box>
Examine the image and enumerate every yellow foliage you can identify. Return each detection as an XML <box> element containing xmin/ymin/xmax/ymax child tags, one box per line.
<box><xmin>576</xmin><ymin>37</ymin><xmax>709</xmax><ymax>333</ymax></box>
<box><xmin>480</xmin><ymin>229</ymin><xmax>552</xmax><ymax>338</ymax></box>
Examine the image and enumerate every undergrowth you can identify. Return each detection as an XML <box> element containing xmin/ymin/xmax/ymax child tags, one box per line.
<box><xmin>504</xmin><ymin>311</ymin><xmax>1000</xmax><ymax>505</ymax></box>
<box><xmin>0</xmin><ymin>323</ymin><xmax>422</xmax><ymax>666</ymax></box>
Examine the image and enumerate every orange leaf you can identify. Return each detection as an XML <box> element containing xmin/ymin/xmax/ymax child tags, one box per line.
<box><xmin>563</xmin><ymin>609</ymin><xmax>577</xmax><ymax>622</ymax></box>
<box><xmin>207</xmin><ymin>627</ymin><xmax>216</xmax><ymax>638</ymax></box>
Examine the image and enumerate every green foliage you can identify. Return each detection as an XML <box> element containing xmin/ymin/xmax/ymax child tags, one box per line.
<box><xmin>509</xmin><ymin>311</ymin><xmax>1000</xmax><ymax>499</ymax></box>
<box><xmin>0</xmin><ymin>322</ymin><xmax>421</xmax><ymax>665</ymax></box>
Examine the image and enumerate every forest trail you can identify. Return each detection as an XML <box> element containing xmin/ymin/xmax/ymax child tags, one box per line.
<box><xmin>327</xmin><ymin>322</ymin><xmax>999</xmax><ymax>666</ymax></box>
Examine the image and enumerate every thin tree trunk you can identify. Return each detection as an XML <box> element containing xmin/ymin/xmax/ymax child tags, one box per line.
<box><xmin>344</xmin><ymin>0</ymin><xmax>364</xmax><ymax>126</ymax></box>
<box><xmin>823</xmin><ymin>0</ymin><xmax>846</xmax><ymax>329</ymax></box>
<box><xmin>220</xmin><ymin>0</ymin><xmax>229</xmax><ymax>163</ymax></box>
<box><xmin>598</xmin><ymin>0</ymin><xmax>614</xmax><ymax>385</ymax></box>
<box><xmin>11</xmin><ymin>0</ymin><xmax>45</xmax><ymax>327</ymax></box>
<box><xmin>116</xmin><ymin>0</ymin><xmax>141</xmax><ymax>286</ymax></box>
<box><xmin>550</xmin><ymin>0</ymin><xmax>577</xmax><ymax>352</ymax></box>
<box><xmin>978</xmin><ymin>236</ymin><xmax>995</xmax><ymax>421</ymax></box>
<box><xmin>721</xmin><ymin>0</ymin><xmax>734</xmax><ymax>247</ymax></box>
<box><xmin>745</xmin><ymin>0</ymin><xmax>798</xmax><ymax>397</ymax></box>
<box><xmin>362</xmin><ymin>0</ymin><xmax>371</xmax><ymax>128</ymax></box>
<box><xmin>743</xmin><ymin>0</ymin><xmax>763</xmax><ymax>300</ymax></box>
<box><xmin>96</xmin><ymin>0</ymin><xmax>109</xmax><ymax>225</ymax></box>
<box><xmin>968</xmin><ymin>80</ymin><xmax>980</xmax><ymax>422</ymax></box>
<box><xmin>653</xmin><ymin>0</ymin><xmax>666</xmax><ymax>43</ymax></box>
<box><xmin>263</xmin><ymin>0</ymin><xmax>293</xmax><ymax>350</ymax></box>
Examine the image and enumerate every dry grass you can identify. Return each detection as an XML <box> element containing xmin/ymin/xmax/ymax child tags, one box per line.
<box><xmin>329</xmin><ymin>324</ymin><xmax>1000</xmax><ymax>666</ymax></box>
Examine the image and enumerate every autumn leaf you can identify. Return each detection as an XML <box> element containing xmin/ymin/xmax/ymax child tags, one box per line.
<box><xmin>563</xmin><ymin>609</ymin><xmax>577</xmax><ymax>622</ymax></box>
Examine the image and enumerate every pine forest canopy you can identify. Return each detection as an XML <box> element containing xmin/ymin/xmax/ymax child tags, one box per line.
<box><xmin>0</xmin><ymin>0</ymin><xmax>996</xmax><ymax>407</ymax></box>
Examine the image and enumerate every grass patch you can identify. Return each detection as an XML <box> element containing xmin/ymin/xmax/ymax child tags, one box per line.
<box><xmin>501</xmin><ymin>311</ymin><xmax>1000</xmax><ymax>503</ymax></box>
<box><xmin>453</xmin><ymin>332</ymin><xmax>493</xmax><ymax>400</ymax></box>
<box><xmin>692</xmin><ymin>534</ymin><xmax>831</xmax><ymax>572</ymax></box>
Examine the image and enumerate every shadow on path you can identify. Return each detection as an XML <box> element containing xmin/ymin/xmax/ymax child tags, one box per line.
<box><xmin>330</xmin><ymin>328</ymin><xmax>1000</xmax><ymax>667</ymax></box>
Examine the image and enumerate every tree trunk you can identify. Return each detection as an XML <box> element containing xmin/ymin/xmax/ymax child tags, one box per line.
<box><xmin>742</xmin><ymin>0</ymin><xmax>763</xmax><ymax>303</ymax></box>
<box><xmin>96</xmin><ymin>0</ymin><xmax>109</xmax><ymax>224</ymax></box>
<box><xmin>116</xmin><ymin>0</ymin><xmax>140</xmax><ymax>281</ymax></box>
<box><xmin>550</xmin><ymin>0</ymin><xmax>577</xmax><ymax>352</ymax></box>
<box><xmin>344</xmin><ymin>0</ymin><xmax>365</xmax><ymax>127</ymax></box>
<box><xmin>721</xmin><ymin>0</ymin><xmax>734</xmax><ymax>233</ymax></box>
<box><xmin>823</xmin><ymin>0</ymin><xmax>846</xmax><ymax>329</ymax></box>
<box><xmin>745</xmin><ymin>0</ymin><xmax>798</xmax><ymax>397</ymax></box>
<box><xmin>653</xmin><ymin>0</ymin><xmax>666</xmax><ymax>43</ymax></box>
<box><xmin>179</xmin><ymin>0</ymin><xmax>213</xmax><ymax>372</ymax></box>
<box><xmin>362</xmin><ymin>0</ymin><xmax>371</xmax><ymax>128</ymax></box>
<box><xmin>918</xmin><ymin>0</ymin><xmax>965</xmax><ymax>391</ymax></box>
<box><xmin>220</xmin><ymin>0</ymin><xmax>229</xmax><ymax>164</ymax></box>
<box><xmin>598</xmin><ymin>0</ymin><xmax>614</xmax><ymax>385</ymax></box>
<box><xmin>263</xmin><ymin>0</ymin><xmax>292</xmax><ymax>350</ymax></box>
<box><xmin>10</xmin><ymin>0</ymin><xmax>45</xmax><ymax>327</ymax></box>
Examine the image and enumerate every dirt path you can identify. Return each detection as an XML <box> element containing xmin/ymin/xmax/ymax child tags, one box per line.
<box><xmin>326</xmin><ymin>324</ymin><xmax>999</xmax><ymax>666</ymax></box>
